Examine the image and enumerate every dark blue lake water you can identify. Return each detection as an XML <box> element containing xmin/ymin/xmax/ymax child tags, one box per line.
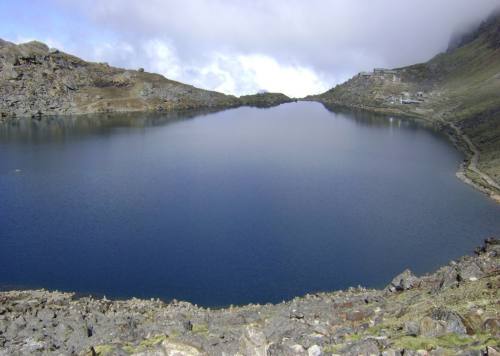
<box><xmin>1</xmin><ymin>102</ymin><xmax>499</xmax><ymax>306</ymax></box>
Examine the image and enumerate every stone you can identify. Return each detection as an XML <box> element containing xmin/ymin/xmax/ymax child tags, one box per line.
<box><xmin>461</xmin><ymin>311</ymin><xmax>484</xmax><ymax>334</ymax></box>
<box><xmin>429</xmin><ymin>347</ymin><xmax>449</xmax><ymax>356</ymax></box>
<box><xmin>419</xmin><ymin>316</ymin><xmax>447</xmax><ymax>337</ymax></box>
<box><xmin>458</xmin><ymin>350</ymin><xmax>484</xmax><ymax>356</ymax></box>
<box><xmin>382</xmin><ymin>351</ymin><xmax>402</xmax><ymax>356</ymax></box>
<box><xmin>404</xmin><ymin>320</ymin><xmax>420</xmax><ymax>336</ymax></box>
<box><xmin>20</xmin><ymin>338</ymin><xmax>45</xmax><ymax>353</ymax></box>
<box><xmin>342</xmin><ymin>339</ymin><xmax>379</xmax><ymax>355</ymax></box>
<box><xmin>436</xmin><ymin>266</ymin><xmax>459</xmax><ymax>290</ymax></box>
<box><xmin>308</xmin><ymin>344</ymin><xmax>322</xmax><ymax>356</ymax></box>
<box><xmin>160</xmin><ymin>340</ymin><xmax>203</xmax><ymax>355</ymax></box>
<box><xmin>239</xmin><ymin>326</ymin><xmax>268</xmax><ymax>356</ymax></box>
<box><xmin>483</xmin><ymin>318</ymin><xmax>500</xmax><ymax>336</ymax></box>
<box><xmin>0</xmin><ymin>65</ymin><xmax>20</xmax><ymax>80</ymax></box>
<box><xmin>487</xmin><ymin>347</ymin><xmax>500</xmax><ymax>356</ymax></box>
<box><xmin>386</xmin><ymin>269</ymin><xmax>419</xmax><ymax>292</ymax></box>
<box><xmin>346</xmin><ymin>309</ymin><xmax>373</xmax><ymax>322</ymax></box>
<box><xmin>431</xmin><ymin>308</ymin><xmax>467</xmax><ymax>335</ymax></box>
<box><xmin>457</xmin><ymin>261</ymin><xmax>484</xmax><ymax>281</ymax></box>
<box><xmin>268</xmin><ymin>342</ymin><xmax>307</xmax><ymax>355</ymax></box>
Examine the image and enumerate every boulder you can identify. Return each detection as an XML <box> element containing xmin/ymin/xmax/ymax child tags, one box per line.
<box><xmin>342</xmin><ymin>339</ymin><xmax>379</xmax><ymax>355</ymax></box>
<box><xmin>461</xmin><ymin>311</ymin><xmax>484</xmax><ymax>334</ymax></box>
<box><xmin>437</xmin><ymin>266</ymin><xmax>459</xmax><ymax>290</ymax></box>
<box><xmin>159</xmin><ymin>340</ymin><xmax>203</xmax><ymax>355</ymax></box>
<box><xmin>431</xmin><ymin>308</ymin><xmax>467</xmax><ymax>335</ymax></box>
<box><xmin>487</xmin><ymin>347</ymin><xmax>500</xmax><ymax>356</ymax></box>
<box><xmin>404</xmin><ymin>320</ymin><xmax>420</xmax><ymax>336</ymax></box>
<box><xmin>307</xmin><ymin>344</ymin><xmax>322</xmax><ymax>356</ymax></box>
<box><xmin>457</xmin><ymin>261</ymin><xmax>484</xmax><ymax>281</ymax></box>
<box><xmin>419</xmin><ymin>316</ymin><xmax>447</xmax><ymax>337</ymax></box>
<box><xmin>381</xmin><ymin>351</ymin><xmax>403</xmax><ymax>356</ymax></box>
<box><xmin>0</xmin><ymin>65</ymin><xmax>20</xmax><ymax>80</ymax></box>
<box><xmin>268</xmin><ymin>342</ymin><xmax>307</xmax><ymax>356</ymax></box>
<box><xmin>483</xmin><ymin>318</ymin><xmax>500</xmax><ymax>336</ymax></box>
<box><xmin>239</xmin><ymin>326</ymin><xmax>268</xmax><ymax>356</ymax></box>
<box><xmin>346</xmin><ymin>309</ymin><xmax>373</xmax><ymax>321</ymax></box>
<box><xmin>419</xmin><ymin>309</ymin><xmax>467</xmax><ymax>337</ymax></box>
<box><xmin>386</xmin><ymin>269</ymin><xmax>419</xmax><ymax>292</ymax></box>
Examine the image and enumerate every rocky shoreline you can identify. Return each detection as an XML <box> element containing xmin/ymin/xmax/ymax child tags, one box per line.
<box><xmin>1</xmin><ymin>239</ymin><xmax>498</xmax><ymax>355</ymax></box>
<box><xmin>314</xmin><ymin>101</ymin><xmax>500</xmax><ymax>204</ymax></box>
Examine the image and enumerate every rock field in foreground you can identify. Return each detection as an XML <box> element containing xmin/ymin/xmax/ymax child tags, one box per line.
<box><xmin>0</xmin><ymin>239</ymin><xmax>499</xmax><ymax>355</ymax></box>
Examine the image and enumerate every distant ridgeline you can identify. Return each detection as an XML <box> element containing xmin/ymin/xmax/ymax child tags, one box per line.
<box><xmin>308</xmin><ymin>9</ymin><xmax>500</xmax><ymax>199</ymax></box>
<box><xmin>0</xmin><ymin>39</ymin><xmax>291</xmax><ymax>119</ymax></box>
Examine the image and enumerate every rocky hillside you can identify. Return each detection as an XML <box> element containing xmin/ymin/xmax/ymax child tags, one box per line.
<box><xmin>309</xmin><ymin>10</ymin><xmax>500</xmax><ymax>200</ymax></box>
<box><xmin>0</xmin><ymin>40</ymin><xmax>291</xmax><ymax>119</ymax></box>
<box><xmin>0</xmin><ymin>239</ymin><xmax>498</xmax><ymax>355</ymax></box>
<box><xmin>239</xmin><ymin>92</ymin><xmax>295</xmax><ymax>108</ymax></box>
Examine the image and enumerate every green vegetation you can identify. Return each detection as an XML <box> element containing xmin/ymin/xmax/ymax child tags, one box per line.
<box><xmin>239</xmin><ymin>92</ymin><xmax>293</xmax><ymax>108</ymax></box>
<box><xmin>393</xmin><ymin>334</ymin><xmax>498</xmax><ymax>351</ymax></box>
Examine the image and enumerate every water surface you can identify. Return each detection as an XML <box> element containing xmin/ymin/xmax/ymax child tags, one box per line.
<box><xmin>1</xmin><ymin>102</ymin><xmax>499</xmax><ymax>306</ymax></box>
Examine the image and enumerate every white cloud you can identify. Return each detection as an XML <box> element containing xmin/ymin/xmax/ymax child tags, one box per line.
<box><xmin>235</xmin><ymin>54</ymin><xmax>329</xmax><ymax>97</ymax></box>
<box><xmin>118</xmin><ymin>39</ymin><xmax>330</xmax><ymax>97</ymax></box>
<box><xmin>143</xmin><ymin>39</ymin><xmax>182</xmax><ymax>79</ymax></box>
<box><xmin>91</xmin><ymin>41</ymin><xmax>135</xmax><ymax>65</ymax></box>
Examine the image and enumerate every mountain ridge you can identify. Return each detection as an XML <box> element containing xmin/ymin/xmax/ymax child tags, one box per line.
<box><xmin>0</xmin><ymin>39</ymin><xmax>291</xmax><ymax>119</ymax></box>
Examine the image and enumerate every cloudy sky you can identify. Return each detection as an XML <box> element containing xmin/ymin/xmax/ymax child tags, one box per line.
<box><xmin>1</xmin><ymin>0</ymin><xmax>498</xmax><ymax>97</ymax></box>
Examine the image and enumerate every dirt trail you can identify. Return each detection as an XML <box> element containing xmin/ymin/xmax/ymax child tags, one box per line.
<box><xmin>448</xmin><ymin>122</ymin><xmax>500</xmax><ymax>202</ymax></box>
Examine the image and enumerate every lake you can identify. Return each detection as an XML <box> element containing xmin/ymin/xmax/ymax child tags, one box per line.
<box><xmin>1</xmin><ymin>102</ymin><xmax>499</xmax><ymax>306</ymax></box>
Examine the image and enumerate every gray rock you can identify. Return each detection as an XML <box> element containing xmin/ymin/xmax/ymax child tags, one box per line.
<box><xmin>387</xmin><ymin>269</ymin><xmax>419</xmax><ymax>292</ymax></box>
<box><xmin>438</xmin><ymin>266</ymin><xmax>459</xmax><ymax>290</ymax></box>
<box><xmin>158</xmin><ymin>340</ymin><xmax>203</xmax><ymax>355</ymax></box>
<box><xmin>419</xmin><ymin>316</ymin><xmax>447</xmax><ymax>337</ymax></box>
<box><xmin>381</xmin><ymin>350</ymin><xmax>403</xmax><ymax>356</ymax></box>
<box><xmin>458</xmin><ymin>350</ymin><xmax>484</xmax><ymax>356</ymax></box>
<box><xmin>342</xmin><ymin>339</ymin><xmax>379</xmax><ymax>355</ymax></box>
<box><xmin>487</xmin><ymin>346</ymin><xmax>500</xmax><ymax>356</ymax></box>
<box><xmin>0</xmin><ymin>65</ymin><xmax>20</xmax><ymax>80</ymax></box>
<box><xmin>239</xmin><ymin>326</ymin><xmax>268</xmax><ymax>356</ymax></box>
<box><xmin>269</xmin><ymin>342</ymin><xmax>307</xmax><ymax>356</ymax></box>
<box><xmin>307</xmin><ymin>344</ymin><xmax>322</xmax><ymax>356</ymax></box>
<box><xmin>483</xmin><ymin>318</ymin><xmax>500</xmax><ymax>336</ymax></box>
<box><xmin>457</xmin><ymin>261</ymin><xmax>484</xmax><ymax>281</ymax></box>
<box><xmin>404</xmin><ymin>320</ymin><xmax>420</xmax><ymax>336</ymax></box>
<box><xmin>431</xmin><ymin>308</ymin><xmax>467</xmax><ymax>335</ymax></box>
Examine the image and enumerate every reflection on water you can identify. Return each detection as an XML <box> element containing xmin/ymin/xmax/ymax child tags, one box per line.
<box><xmin>0</xmin><ymin>108</ymin><xmax>221</xmax><ymax>143</ymax></box>
<box><xmin>0</xmin><ymin>103</ymin><xmax>442</xmax><ymax>143</ymax></box>
<box><xmin>321</xmin><ymin>103</ymin><xmax>435</xmax><ymax>129</ymax></box>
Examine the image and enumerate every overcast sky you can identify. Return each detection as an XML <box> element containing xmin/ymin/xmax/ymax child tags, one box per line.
<box><xmin>1</xmin><ymin>0</ymin><xmax>498</xmax><ymax>97</ymax></box>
